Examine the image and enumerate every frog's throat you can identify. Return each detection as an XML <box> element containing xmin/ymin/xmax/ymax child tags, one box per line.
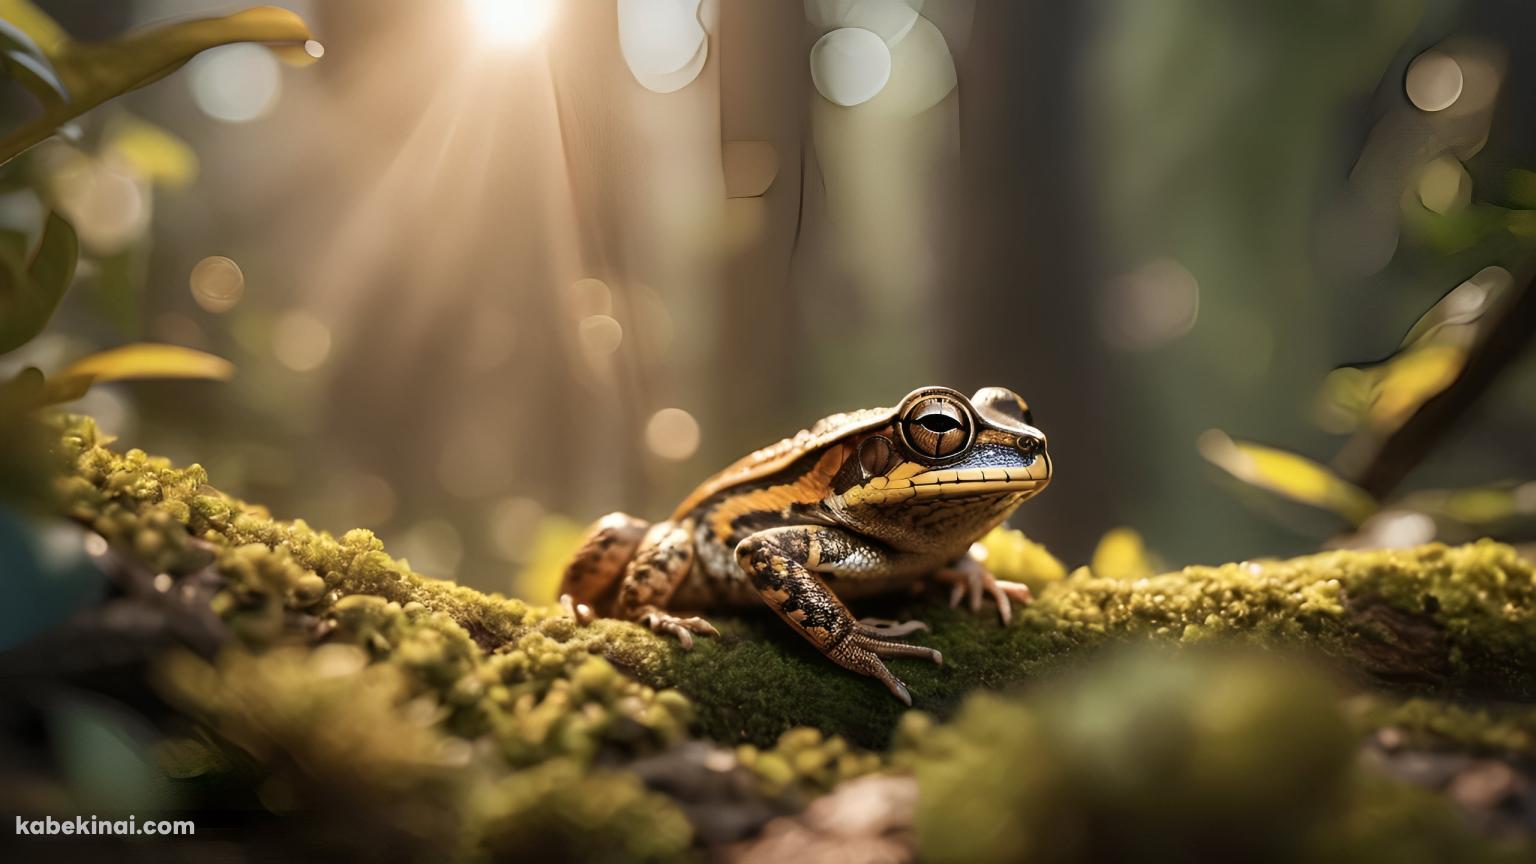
<box><xmin>837</xmin><ymin>465</ymin><xmax>1048</xmax><ymax>507</ymax></box>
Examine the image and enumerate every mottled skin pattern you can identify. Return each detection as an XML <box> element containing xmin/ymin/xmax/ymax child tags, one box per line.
<box><xmin>559</xmin><ymin>386</ymin><xmax>1052</xmax><ymax>703</ymax></box>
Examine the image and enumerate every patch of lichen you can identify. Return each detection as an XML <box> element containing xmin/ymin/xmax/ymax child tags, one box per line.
<box><xmin>905</xmin><ymin>649</ymin><xmax>1530</xmax><ymax>864</ymax></box>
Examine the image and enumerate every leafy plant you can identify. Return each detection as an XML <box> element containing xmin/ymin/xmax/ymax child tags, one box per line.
<box><xmin>0</xmin><ymin>1</ymin><xmax>319</xmax><ymax>415</ymax></box>
<box><xmin>1201</xmin><ymin>198</ymin><xmax>1536</xmax><ymax>542</ymax></box>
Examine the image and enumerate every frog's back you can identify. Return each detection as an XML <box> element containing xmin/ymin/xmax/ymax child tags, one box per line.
<box><xmin>669</xmin><ymin>406</ymin><xmax>894</xmax><ymax>520</ymax></box>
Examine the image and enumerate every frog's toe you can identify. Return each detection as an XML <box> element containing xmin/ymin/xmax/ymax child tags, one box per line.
<box><xmin>640</xmin><ymin>611</ymin><xmax>719</xmax><ymax>650</ymax></box>
<box><xmin>844</xmin><ymin>647</ymin><xmax>913</xmax><ymax>705</ymax></box>
<box><xmin>856</xmin><ymin>617</ymin><xmax>930</xmax><ymax>638</ymax></box>
<box><xmin>989</xmin><ymin>579</ymin><xmax>1034</xmax><ymax>626</ymax></box>
<box><xmin>559</xmin><ymin>593</ymin><xmax>597</xmax><ymax>625</ymax></box>
<box><xmin>839</xmin><ymin>635</ymin><xmax>942</xmax><ymax>705</ymax></box>
<box><xmin>937</xmin><ymin>560</ymin><xmax>1033</xmax><ymax>626</ymax></box>
<box><xmin>853</xmin><ymin>633</ymin><xmax>943</xmax><ymax>667</ymax></box>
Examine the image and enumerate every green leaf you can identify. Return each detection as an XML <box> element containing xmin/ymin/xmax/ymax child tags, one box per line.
<box><xmin>0</xmin><ymin>210</ymin><xmax>78</xmax><ymax>355</ymax></box>
<box><xmin>0</xmin><ymin>3</ymin><xmax>319</xmax><ymax>165</ymax></box>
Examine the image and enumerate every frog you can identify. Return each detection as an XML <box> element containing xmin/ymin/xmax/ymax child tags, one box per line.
<box><xmin>558</xmin><ymin>385</ymin><xmax>1051</xmax><ymax>704</ymax></box>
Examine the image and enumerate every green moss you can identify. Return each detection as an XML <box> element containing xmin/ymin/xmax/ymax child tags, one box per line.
<box><xmin>733</xmin><ymin>725</ymin><xmax>885</xmax><ymax>800</ymax></box>
<box><xmin>1351</xmin><ymin>695</ymin><xmax>1536</xmax><ymax>755</ymax></box>
<box><xmin>471</xmin><ymin>759</ymin><xmax>694</xmax><ymax>863</ymax></box>
<box><xmin>155</xmin><ymin>646</ymin><xmax>693</xmax><ymax>862</ymax></box>
<box><xmin>662</xmin><ymin>542</ymin><xmax>1536</xmax><ymax>745</ymax></box>
<box><xmin>906</xmin><ymin>649</ymin><xmax>1529</xmax><ymax>864</ymax></box>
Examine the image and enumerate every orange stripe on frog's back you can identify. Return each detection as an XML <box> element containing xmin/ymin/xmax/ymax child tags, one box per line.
<box><xmin>670</xmin><ymin>407</ymin><xmax>895</xmax><ymax>519</ymax></box>
<box><xmin>703</xmin><ymin>445</ymin><xmax>849</xmax><ymax>542</ymax></box>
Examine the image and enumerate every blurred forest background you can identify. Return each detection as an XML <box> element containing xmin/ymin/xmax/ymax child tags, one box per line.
<box><xmin>4</xmin><ymin>0</ymin><xmax>1536</xmax><ymax>595</ymax></box>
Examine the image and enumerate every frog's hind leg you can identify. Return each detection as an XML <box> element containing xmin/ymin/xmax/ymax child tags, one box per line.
<box><xmin>735</xmin><ymin>526</ymin><xmax>942</xmax><ymax>706</ymax></box>
<box><xmin>614</xmin><ymin>520</ymin><xmax>720</xmax><ymax>649</ymax></box>
<box><xmin>559</xmin><ymin>513</ymin><xmax>649</xmax><ymax>622</ymax></box>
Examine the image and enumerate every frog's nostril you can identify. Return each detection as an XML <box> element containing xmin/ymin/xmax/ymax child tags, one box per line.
<box><xmin>1015</xmin><ymin>435</ymin><xmax>1045</xmax><ymax>465</ymax></box>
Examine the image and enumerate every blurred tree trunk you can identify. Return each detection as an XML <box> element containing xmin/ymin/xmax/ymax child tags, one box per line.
<box><xmin>948</xmin><ymin>0</ymin><xmax>1117</xmax><ymax>564</ymax></box>
<box><xmin>707</xmin><ymin>0</ymin><xmax>804</xmax><ymax>475</ymax></box>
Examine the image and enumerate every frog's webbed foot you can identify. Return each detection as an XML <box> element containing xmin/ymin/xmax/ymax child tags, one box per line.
<box><xmin>856</xmin><ymin>617</ymin><xmax>931</xmax><ymax>638</ymax></box>
<box><xmin>639</xmin><ymin>609</ymin><xmax>720</xmax><ymax>650</ymax></box>
<box><xmin>935</xmin><ymin>548</ymin><xmax>1033</xmax><ymax>625</ymax></box>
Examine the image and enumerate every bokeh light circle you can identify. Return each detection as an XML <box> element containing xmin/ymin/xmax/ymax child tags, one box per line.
<box><xmin>646</xmin><ymin>407</ymin><xmax>701</xmax><ymax>461</ymax></box>
<box><xmin>190</xmin><ymin>255</ymin><xmax>245</xmax><ymax>313</ymax></box>
<box><xmin>810</xmin><ymin>28</ymin><xmax>892</xmax><ymax>107</ymax></box>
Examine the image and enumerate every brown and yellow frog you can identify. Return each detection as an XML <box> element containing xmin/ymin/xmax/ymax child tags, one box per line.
<box><xmin>558</xmin><ymin>386</ymin><xmax>1051</xmax><ymax>703</ymax></box>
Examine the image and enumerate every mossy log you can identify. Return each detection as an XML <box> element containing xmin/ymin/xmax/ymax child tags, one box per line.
<box><xmin>43</xmin><ymin>415</ymin><xmax>1536</xmax><ymax>746</ymax></box>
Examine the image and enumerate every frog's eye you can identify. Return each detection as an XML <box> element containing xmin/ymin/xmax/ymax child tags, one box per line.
<box><xmin>901</xmin><ymin>396</ymin><xmax>973</xmax><ymax>459</ymax></box>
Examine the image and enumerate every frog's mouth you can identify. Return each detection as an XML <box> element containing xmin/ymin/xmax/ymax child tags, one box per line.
<box><xmin>842</xmin><ymin>461</ymin><xmax>1050</xmax><ymax>506</ymax></box>
<box><xmin>903</xmin><ymin>465</ymin><xmax>1050</xmax><ymax>498</ymax></box>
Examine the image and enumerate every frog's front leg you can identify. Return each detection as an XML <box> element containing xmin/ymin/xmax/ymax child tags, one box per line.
<box><xmin>613</xmin><ymin>520</ymin><xmax>720</xmax><ymax>649</ymax></box>
<box><xmin>735</xmin><ymin>526</ymin><xmax>942</xmax><ymax>706</ymax></box>
<box><xmin>934</xmin><ymin>543</ymin><xmax>1034</xmax><ymax>625</ymax></box>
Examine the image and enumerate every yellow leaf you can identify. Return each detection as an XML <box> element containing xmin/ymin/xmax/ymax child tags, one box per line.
<box><xmin>107</xmin><ymin>116</ymin><xmax>198</xmax><ymax>188</ymax></box>
<box><xmin>1313</xmin><ymin>366</ymin><xmax>1376</xmax><ymax>434</ymax></box>
<box><xmin>1199</xmin><ymin>430</ymin><xmax>1376</xmax><ymax>525</ymax></box>
<box><xmin>40</xmin><ymin>342</ymin><xmax>234</xmax><ymax>405</ymax></box>
<box><xmin>60</xmin><ymin>342</ymin><xmax>234</xmax><ymax>382</ymax></box>
<box><xmin>0</xmin><ymin>0</ymin><xmax>67</xmax><ymax>53</ymax></box>
<box><xmin>1402</xmin><ymin>486</ymin><xmax>1522</xmax><ymax>526</ymax></box>
<box><xmin>977</xmin><ymin>526</ymin><xmax>1067</xmax><ymax>593</ymax></box>
<box><xmin>1369</xmin><ymin>343</ymin><xmax>1465</xmax><ymax>432</ymax></box>
<box><xmin>1089</xmin><ymin>527</ymin><xmax>1156</xmax><ymax>582</ymax></box>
